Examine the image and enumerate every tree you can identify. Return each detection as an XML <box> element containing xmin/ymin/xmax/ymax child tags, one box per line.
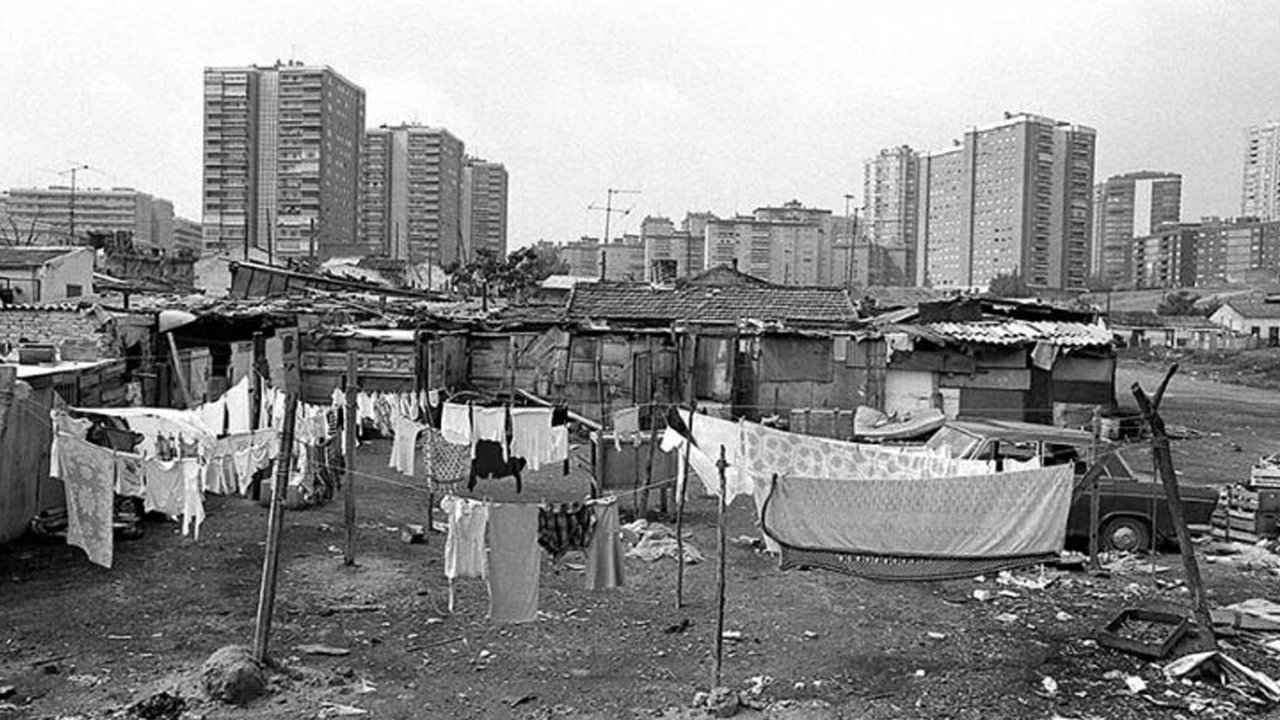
<box><xmin>1156</xmin><ymin>290</ymin><xmax>1202</xmax><ymax>316</ymax></box>
<box><xmin>449</xmin><ymin>246</ymin><xmax>568</xmax><ymax>302</ymax></box>
<box><xmin>987</xmin><ymin>270</ymin><xmax>1031</xmax><ymax>298</ymax></box>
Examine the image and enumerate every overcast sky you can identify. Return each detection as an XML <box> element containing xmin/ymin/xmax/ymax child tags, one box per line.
<box><xmin>1</xmin><ymin>1</ymin><xmax>1276</xmax><ymax>249</ymax></box>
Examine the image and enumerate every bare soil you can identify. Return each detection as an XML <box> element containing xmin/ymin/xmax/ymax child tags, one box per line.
<box><xmin>4</xmin><ymin>373</ymin><xmax>1280</xmax><ymax>719</ymax></box>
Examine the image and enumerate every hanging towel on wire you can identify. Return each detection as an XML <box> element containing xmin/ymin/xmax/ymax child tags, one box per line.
<box><xmin>537</xmin><ymin>502</ymin><xmax>596</xmax><ymax>560</ymax></box>
<box><xmin>585</xmin><ymin>500</ymin><xmax>625</xmax><ymax>590</ymax></box>
<box><xmin>52</xmin><ymin>434</ymin><xmax>115</xmax><ymax>568</ymax></box>
<box><xmin>441</xmin><ymin>495</ymin><xmax>489</xmax><ymax>580</ymax></box>
<box><xmin>390</xmin><ymin>416</ymin><xmax>427</xmax><ymax>475</ymax></box>
<box><xmin>510</xmin><ymin>407</ymin><xmax>554</xmax><ymax>471</ymax></box>
<box><xmin>471</xmin><ymin>406</ymin><xmax>508</xmax><ymax>459</ymax></box>
<box><xmin>486</xmin><ymin>502</ymin><xmax>541</xmax><ymax>623</ymax></box>
<box><xmin>225</xmin><ymin>377</ymin><xmax>252</xmax><ymax>434</ymax></box>
<box><xmin>440</xmin><ymin>402</ymin><xmax>471</xmax><ymax>445</ymax></box>
<box><xmin>197</xmin><ymin>397</ymin><xmax>227</xmax><ymax>437</ymax></box>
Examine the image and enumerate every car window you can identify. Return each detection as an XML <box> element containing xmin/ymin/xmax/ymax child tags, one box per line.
<box><xmin>925</xmin><ymin>426</ymin><xmax>981</xmax><ymax>459</ymax></box>
<box><xmin>975</xmin><ymin>440</ymin><xmax>1038</xmax><ymax>462</ymax></box>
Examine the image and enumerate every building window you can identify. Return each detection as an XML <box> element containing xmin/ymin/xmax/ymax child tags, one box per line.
<box><xmin>66</xmin><ymin>284</ymin><xmax>83</xmax><ymax>298</ymax></box>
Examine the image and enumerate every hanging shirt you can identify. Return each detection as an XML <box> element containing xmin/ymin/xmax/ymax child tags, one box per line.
<box><xmin>114</xmin><ymin>451</ymin><xmax>146</xmax><ymax>498</ymax></box>
<box><xmin>49</xmin><ymin>412</ymin><xmax>94</xmax><ymax>479</ymax></box>
<box><xmin>144</xmin><ymin>458</ymin><xmax>204</xmax><ymax>538</ymax></box>
<box><xmin>390</xmin><ymin>416</ymin><xmax>427</xmax><ymax>475</ymax></box>
<box><xmin>586</xmin><ymin>500</ymin><xmax>625</xmax><ymax>591</ymax></box>
<box><xmin>471</xmin><ymin>407</ymin><xmax>508</xmax><ymax>460</ymax></box>
<box><xmin>442</xmin><ymin>495</ymin><xmax>489</xmax><ymax>580</ymax></box>
<box><xmin>181</xmin><ymin>459</ymin><xmax>206</xmax><ymax>539</ymax></box>
<box><xmin>537</xmin><ymin>502</ymin><xmax>596</xmax><ymax>560</ymax></box>
<box><xmin>510</xmin><ymin>407</ymin><xmax>553</xmax><ymax>471</ymax></box>
<box><xmin>440</xmin><ymin>403</ymin><xmax>471</xmax><ymax>445</ymax></box>
<box><xmin>487</xmin><ymin>502</ymin><xmax>541</xmax><ymax>623</ymax></box>
<box><xmin>197</xmin><ymin>397</ymin><xmax>227</xmax><ymax>437</ymax></box>
<box><xmin>52</xmin><ymin>434</ymin><xmax>115</xmax><ymax>569</ymax></box>
<box><xmin>225</xmin><ymin>377</ymin><xmax>252</xmax><ymax>434</ymax></box>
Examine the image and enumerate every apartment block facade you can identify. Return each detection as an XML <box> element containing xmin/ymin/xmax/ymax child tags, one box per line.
<box><xmin>1243</xmin><ymin>121</ymin><xmax>1280</xmax><ymax>221</ymax></box>
<box><xmin>704</xmin><ymin>214</ymin><xmax>831</xmax><ymax>286</ymax></box>
<box><xmin>641</xmin><ymin>215</ymin><xmax>706</xmax><ymax>282</ymax></box>
<box><xmin>1128</xmin><ymin>223</ymin><xmax>1198</xmax><ymax>289</ymax></box>
<box><xmin>1092</xmin><ymin>171</ymin><xmax>1182</xmax><ymax>285</ymax></box>
<box><xmin>359</xmin><ymin>125</ymin><xmax>465</xmax><ymax>265</ymax></box>
<box><xmin>915</xmin><ymin>113</ymin><xmax>1096</xmax><ymax>291</ymax></box>
<box><xmin>203</xmin><ymin>62</ymin><xmax>365</xmax><ymax>259</ymax></box>
<box><xmin>462</xmin><ymin>157</ymin><xmax>508</xmax><ymax>260</ymax></box>
<box><xmin>863</xmin><ymin>145</ymin><xmax>920</xmax><ymax>283</ymax></box>
<box><xmin>1196</xmin><ymin>218</ymin><xmax>1280</xmax><ymax>286</ymax></box>
<box><xmin>1</xmin><ymin>186</ymin><xmax>176</xmax><ymax>251</ymax></box>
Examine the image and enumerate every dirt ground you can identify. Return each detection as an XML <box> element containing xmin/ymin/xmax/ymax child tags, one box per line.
<box><xmin>4</xmin><ymin>370</ymin><xmax>1280</xmax><ymax>719</ymax></box>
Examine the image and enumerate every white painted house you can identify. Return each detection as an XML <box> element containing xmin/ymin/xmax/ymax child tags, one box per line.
<box><xmin>0</xmin><ymin>246</ymin><xmax>95</xmax><ymax>304</ymax></box>
<box><xmin>1210</xmin><ymin>299</ymin><xmax>1280</xmax><ymax>347</ymax></box>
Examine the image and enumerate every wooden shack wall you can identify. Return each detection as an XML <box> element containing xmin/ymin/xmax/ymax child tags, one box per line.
<box><xmin>299</xmin><ymin>334</ymin><xmax>417</xmax><ymax>404</ymax></box>
<box><xmin>749</xmin><ymin>334</ymin><xmax>882</xmax><ymax>421</ymax></box>
<box><xmin>564</xmin><ymin>332</ymin><xmax>677</xmax><ymax>425</ymax></box>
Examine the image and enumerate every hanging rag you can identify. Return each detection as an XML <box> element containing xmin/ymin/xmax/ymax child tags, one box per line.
<box><xmin>114</xmin><ymin>451</ymin><xmax>146</xmax><ymax>498</ymax></box>
<box><xmin>612</xmin><ymin>407</ymin><xmax>641</xmax><ymax>449</ymax></box>
<box><xmin>537</xmin><ymin>502</ymin><xmax>596</xmax><ymax>560</ymax></box>
<box><xmin>225</xmin><ymin>377</ymin><xmax>252</xmax><ymax>434</ymax></box>
<box><xmin>144</xmin><ymin>457</ymin><xmax>204</xmax><ymax>538</ymax></box>
<box><xmin>486</xmin><ymin>502</ymin><xmax>541</xmax><ymax>623</ymax></box>
<box><xmin>441</xmin><ymin>495</ymin><xmax>489</xmax><ymax>580</ymax></box>
<box><xmin>52</xmin><ymin>434</ymin><xmax>115</xmax><ymax>568</ymax></box>
<box><xmin>49</xmin><ymin>412</ymin><xmax>93</xmax><ymax>479</ymax></box>
<box><xmin>510</xmin><ymin>407</ymin><xmax>553</xmax><ymax>471</ymax></box>
<box><xmin>419</xmin><ymin>427</ymin><xmax>471</xmax><ymax>488</ymax></box>
<box><xmin>471</xmin><ymin>406</ymin><xmax>508</xmax><ymax>459</ymax></box>
<box><xmin>390</xmin><ymin>416</ymin><xmax>427</xmax><ymax>475</ymax></box>
<box><xmin>440</xmin><ymin>402</ymin><xmax>471</xmax><ymax>445</ymax></box>
<box><xmin>470</xmin><ymin>441</ymin><xmax>526</xmax><ymax>493</ymax></box>
<box><xmin>1031</xmin><ymin>341</ymin><xmax>1060</xmax><ymax>371</ymax></box>
<box><xmin>760</xmin><ymin>465</ymin><xmax>1074</xmax><ymax>582</ymax></box>
<box><xmin>197</xmin><ymin>397</ymin><xmax>227</xmax><ymax>437</ymax></box>
<box><xmin>585</xmin><ymin>500</ymin><xmax>625</xmax><ymax>590</ymax></box>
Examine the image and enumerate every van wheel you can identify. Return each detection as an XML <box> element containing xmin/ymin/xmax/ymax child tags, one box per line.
<box><xmin>1101</xmin><ymin>517</ymin><xmax>1151</xmax><ymax>553</ymax></box>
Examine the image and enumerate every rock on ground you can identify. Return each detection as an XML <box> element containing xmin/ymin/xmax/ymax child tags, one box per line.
<box><xmin>200</xmin><ymin>645</ymin><xmax>266</xmax><ymax>705</ymax></box>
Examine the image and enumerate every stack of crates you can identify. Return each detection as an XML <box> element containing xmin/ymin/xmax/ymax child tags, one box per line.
<box><xmin>1211</xmin><ymin>485</ymin><xmax>1280</xmax><ymax>543</ymax></box>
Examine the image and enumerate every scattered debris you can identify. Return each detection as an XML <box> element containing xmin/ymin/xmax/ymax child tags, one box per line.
<box><xmin>1123</xmin><ymin>675</ymin><xmax>1147</xmax><ymax>694</ymax></box>
<box><xmin>625</xmin><ymin>521</ymin><xmax>704</xmax><ymax>563</ymax></box>
<box><xmin>994</xmin><ymin>613</ymin><xmax>1019</xmax><ymax>624</ymax></box>
<box><xmin>507</xmin><ymin>693</ymin><xmax>536</xmax><ymax>708</ymax></box>
<box><xmin>1040</xmin><ymin>676</ymin><xmax>1059</xmax><ymax>696</ymax></box>
<box><xmin>1164</xmin><ymin>650</ymin><xmax>1280</xmax><ymax>704</ymax></box>
<box><xmin>1096</xmin><ymin>608</ymin><xmax>1190</xmax><ymax>660</ymax></box>
<box><xmin>319</xmin><ymin>701</ymin><xmax>369</xmax><ymax>717</ymax></box>
<box><xmin>663</xmin><ymin>619</ymin><xmax>692</xmax><ymax>634</ymax></box>
<box><xmin>130</xmin><ymin>691</ymin><xmax>186</xmax><ymax>720</ymax></box>
<box><xmin>319</xmin><ymin>603</ymin><xmax>387</xmax><ymax>615</ymax></box>
<box><xmin>400</xmin><ymin>524</ymin><xmax>425</xmax><ymax>544</ymax></box>
<box><xmin>692</xmin><ymin>687</ymin><xmax>740</xmax><ymax>718</ymax></box>
<box><xmin>296</xmin><ymin>644</ymin><xmax>351</xmax><ymax>657</ymax></box>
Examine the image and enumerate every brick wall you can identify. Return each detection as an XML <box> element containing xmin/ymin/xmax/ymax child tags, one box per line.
<box><xmin>0</xmin><ymin>309</ymin><xmax>119</xmax><ymax>360</ymax></box>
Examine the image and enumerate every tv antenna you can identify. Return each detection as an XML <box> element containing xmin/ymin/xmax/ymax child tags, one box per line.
<box><xmin>587</xmin><ymin>188</ymin><xmax>640</xmax><ymax>244</ymax></box>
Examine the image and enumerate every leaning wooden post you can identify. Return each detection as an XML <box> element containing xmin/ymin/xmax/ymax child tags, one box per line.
<box><xmin>641</xmin><ymin>345</ymin><xmax>660</xmax><ymax>518</ymax></box>
<box><xmin>1131</xmin><ymin>367</ymin><xmax>1215</xmax><ymax>650</ymax></box>
<box><xmin>1088</xmin><ymin>406</ymin><xmax>1102</xmax><ymax>572</ymax></box>
<box><xmin>343</xmin><ymin>351</ymin><xmax>358</xmax><ymax>566</ymax></box>
<box><xmin>676</xmin><ymin>399</ymin><xmax>698</xmax><ymax>609</ymax></box>
<box><xmin>253</xmin><ymin>391</ymin><xmax>298</xmax><ymax>664</ymax></box>
<box><xmin>713</xmin><ymin>444</ymin><xmax>729</xmax><ymax>689</ymax></box>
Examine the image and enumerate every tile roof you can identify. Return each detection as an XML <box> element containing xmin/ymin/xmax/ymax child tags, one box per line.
<box><xmin>902</xmin><ymin>319</ymin><xmax>1114</xmax><ymax>347</ymax></box>
<box><xmin>567</xmin><ymin>281</ymin><xmax>858</xmax><ymax>326</ymax></box>
<box><xmin>1223</xmin><ymin>300</ymin><xmax>1280</xmax><ymax>319</ymax></box>
<box><xmin>0</xmin><ymin>246</ymin><xmax>80</xmax><ymax>268</ymax></box>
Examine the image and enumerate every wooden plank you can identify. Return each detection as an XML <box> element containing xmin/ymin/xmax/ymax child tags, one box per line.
<box><xmin>975</xmin><ymin>347</ymin><xmax>1027</xmax><ymax>369</ymax></box>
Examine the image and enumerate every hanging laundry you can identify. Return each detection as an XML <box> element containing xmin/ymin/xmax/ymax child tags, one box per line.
<box><xmin>419</xmin><ymin>427</ymin><xmax>471</xmax><ymax>488</ymax></box>
<box><xmin>760</xmin><ymin>465</ymin><xmax>1074</xmax><ymax>582</ymax></box>
<box><xmin>486</xmin><ymin>502</ymin><xmax>541</xmax><ymax>623</ymax></box>
<box><xmin>1031</xmin><ymin>341</ymin><xmax>1060</xmax><ymax>371</ymax></box>
<box><xmin>390</xmin><ymin>415</ymin><xmax>427</xmax><ymax>475</ymax></box>
<box><xmin>441</xmin><ymin>495</ymin><xmax>489</xmax><ymax>579</ymax></box>
<box><xmin>114</xmin><ymin>451</ymin><xmax>146</xmax><ymax>498</ymax></box>
<box><xmin>510</xmin><ymin>407</ymin><xmax>553</xmax><ymax>471</ymax></box>
<box><xmin>225</xmin><ymin>377</ymin><xmax>252</xmax><ymax>434</ymax></box>
<box><xmin>612</xmin><ymin>407</ymin><xmax>640</xmax><ymax>449</ymax></box>
<box><xmin>545</xmin><ymin>425</ymin><xmax>570</xmax><ymax>466</ymax></box>
<box><xmin>471</xmin><ymin>406</ymin><xmax>508</xmax><ymax>459</ymax></box>
<box><xmin>52</xmin><ymin>434</ymin><xmax>115</xmax><ymax>568</ymax></box>
<box><xmin>144</xmin><ymin>457</ymin><xmax>205</xmax><ymax>538</ymax></box>
<box><xmin>197</xmin><ymin>397</ymin><xmax>227</xmax><ymax>437</ymax></box>
<box><xmin>666</xmin><ymin>410</ymin><xmax>751</xmax><ymax>504</ymax></box>
<box><xmin>471</xmin><ymin>441</ymin><xmax>526</xmax><ymax>493</ymax></box>
<box><xmin>537</xmin><ymin>502</ymin><xmax>596</xmax><ymax>560</ymax></box>
<box><xmin>585</xmin><ymin>500</ymin><xmax>625</xmax><ymax>590</ymax></box>
<box><xmin>49</xmin><ymin>411</ymin><xmax>93</xmax><ymax>479</ymax></box>
<box><xmin>440</xmin><ymin>402</ymin><xmax>471</xmax><ymax>445</ymax></box>
<box><xmin>203</xmin><ymin>454</ymin><xmax>233</xmax><ymax>495</ymax></box>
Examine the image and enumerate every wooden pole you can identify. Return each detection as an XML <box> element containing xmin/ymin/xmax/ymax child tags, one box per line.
<box><xmin>641</xmin><ymin>342</ymin><xmax>659</xmax><ymax>518</ymax></box>
<box><xmin>165</xmin><ymin>332</ymin><xmax>193</xmax><ymax>409</ymax></box>
<box><xmin>676</xmin><ymin>399</ymin><xmax>697</xmax><ymax>608</ymax></box>
<box><xmin>1088</xmin><ymin>406</ymin><xmax>1102</xmax><ymax>572</ymax></box>
<box><xmin>253</xmin><ymin>391</ymin><xmax>298</xmax><ymax>664</ymax></box>
<box><xmin>713</xmin><ymin>444</ymin><xmax>729</xmax><ymax>688</ymax></box>
<box><xmin>343</xmin><ymin>351</ymin><xmax>358</xmax><ymax>566</ymax></box>
<box><xmin>1131</xmin><ymin>367</ymin><xmax>1215</xmax><ymax>650</ymax></box>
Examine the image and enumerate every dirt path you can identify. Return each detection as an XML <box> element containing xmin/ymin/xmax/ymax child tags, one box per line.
<box><xmin>1117</xmin><ymin>360</ymin><xmax>1280</xmax><ymax>485</ymax></box>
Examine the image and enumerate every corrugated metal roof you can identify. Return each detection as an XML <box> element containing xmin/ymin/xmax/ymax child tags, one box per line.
<box><xmin>568</xmin><ymin>281</ymin><xmax>858</xmax><ymax>326</ymax></box>
<box><xmin>907</xmin><ymin>319</ymin><xmax>1113</xmax><ymax>347</ymax></box>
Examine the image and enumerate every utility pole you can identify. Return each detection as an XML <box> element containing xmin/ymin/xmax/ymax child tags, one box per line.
<box><xmin>587</xmin><ymin>188</ymin><xmax>640</xmax><ymax>245</ymax></box>
<box><xmin>844</xmin><ymin>194</ymin><xmax>856</xmax><ymax>289</ymax></box>
<box><xmin>54</xmin><ymin>164</ymin><xmax>93</xmax><ymax>244</ymax></box>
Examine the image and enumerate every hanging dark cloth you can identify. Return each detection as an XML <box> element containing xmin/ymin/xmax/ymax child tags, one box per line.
<box><xmin>470</xmin><ymin>440</ymin><xmax>527</xmax><ymax>493</ymax></box>
<box><xmin>537</xmin><ymin>502</ymin><xmax>596</xmax><ymax>560</ymax></box>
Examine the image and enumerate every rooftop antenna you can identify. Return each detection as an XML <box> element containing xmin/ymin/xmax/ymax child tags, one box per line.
<box><xmin>587</xmin><ymin>188</ymin><xmax>640</xmax><ymax>244</ymax></box>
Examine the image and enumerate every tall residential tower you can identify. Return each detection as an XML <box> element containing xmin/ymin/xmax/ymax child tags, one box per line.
<box><xmin>1243</xmin><ymin>121</ymin><xmax>1280</xmax><ymax>221</ymax></box>
<box><xmin>358</xmin><ymin>125</ymin><xmax>465</xmax><ymax>265</ymax></box>
<box><xmin>462</xmin><ymin>157</ymin><xmax>509</xmax><ymax>260</ymax></box>
<box><xmin>1091</xmin><ymin>171</ymin><xmax>1182</xmax><ymax>286</ymax></box>
<box><xmin>202</xmin><ymin>62</ymin><xmax>365</xmax><ymax>259</ymax></box>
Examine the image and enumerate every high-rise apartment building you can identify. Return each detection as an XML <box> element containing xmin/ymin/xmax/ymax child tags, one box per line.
<box><xmin>1091</xmin><ymin>171</ymin><xmax>1182</xmax><ymax>286</ymax></box>
<box><xmin>1243</xmin><ymin>121</ymin><xmax>1280</xmax><ymax>221</ymax></box>
<box><xmin>1128</xmin><ymin>223</ymin><xmax>1199</xmax><ymax>289</ymax></box>
<box><xmin>0</xmin><ymin>186</ymin><xmax>176</xmax><ymax>251</ymax></box>
<box><xmin>359</xmin><ymin>125</ymin><xmax>465</xmax><ymax>265</ymax></box>
<box><xmin>1196</xmin><ymin>218</ymin><xmax>1280</xmax><ymax>285</ymax></box>
<box><xmin>203</xmin><ymin>62</ymin><xmax>365</xmax><ymax>259</ymax></box>
<box><xmin>642</xmin><ymin>215</ymin><xmax>706</xmax><ymax>282</ymax></box>
<box><xmin>863</xmin><ymin>146</ymin><xmax>920</xmax><ymax>284</ymax></box>
<box><xmin>915</xmin><ymin>113</ymin><xmax>1096</xmax><ymax>290</ymax></box>
<box><xmin>462</xmin><ymin>157</ymin><xmax>508</xmax><ymax>260</ymax></box>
